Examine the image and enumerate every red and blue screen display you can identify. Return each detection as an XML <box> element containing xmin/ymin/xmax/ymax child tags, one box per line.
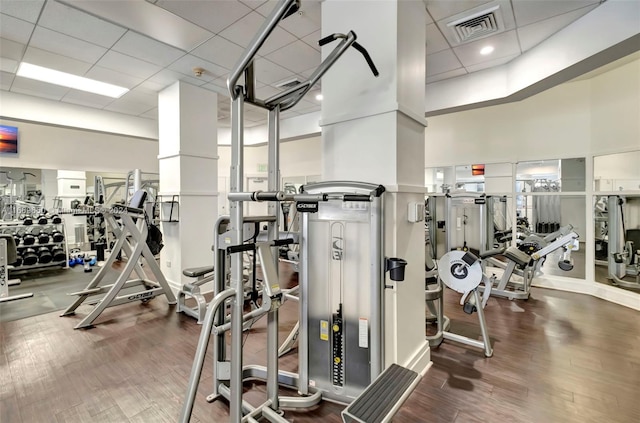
<box><xmin>0</xmin><ymin>125</ymin><xmax>18</xmax><ymax>154</ymax></box>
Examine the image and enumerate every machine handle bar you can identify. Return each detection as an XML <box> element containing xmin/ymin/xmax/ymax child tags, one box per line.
<box><xmin>352</xmin><ymin>42</ymin><xmax>379</xmax><ymax>76</ymax></box>
<box><xmin>227</xmin><ymin>238</ymin><xmax>295</xmax><ymax>254</ymax></box>
<box><xmin>317</xmin><ymin>33</ymin><xmax>379</xmax><ymax>77</ymax></box>
<box><xmin>229</xmin><ymin>191</ymin><xmax>373</xmax><ymax>203</ymax></box>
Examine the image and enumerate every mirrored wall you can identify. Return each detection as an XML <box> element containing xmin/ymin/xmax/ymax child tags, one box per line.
<box><xmin>592</xmin><ymin>150</ymin><xmax>640</xmax><ymax>292</ymax></box>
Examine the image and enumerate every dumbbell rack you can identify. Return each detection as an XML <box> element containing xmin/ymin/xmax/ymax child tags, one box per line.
<box><xmin>0</xmin><ymin>219</ymin><xmax>70</xmax><ymax>272</ymax></box>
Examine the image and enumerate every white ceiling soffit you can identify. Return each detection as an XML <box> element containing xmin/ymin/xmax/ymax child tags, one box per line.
<box><xmin>1</xmin><ymin>90</ymin><xmax>159</xmax><ymax>139</ymax></box>
<box><xmin>58</xmin><ymin>0</ymin><xmax>213</xmax><ymax>51</ymax></box>
<box><xmin>425</xmin><ymin>0</ymin><xmax>640</xmax><ymax>116</ymax></box>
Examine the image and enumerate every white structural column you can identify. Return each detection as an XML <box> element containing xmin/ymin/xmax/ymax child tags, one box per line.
<box><xmin>321</xmin><ymin>1</ymin><xmax>430</xmax><ymax>372</ymax></box>
<box><xmin>158</xmin><ymin>81</ymin><xmax>218</xmax><ymax>290</ymax></box>
<box><xmin>57</xmin><ymin>170</ymin><xmax>86</xmax><ymax>246</ymax></box>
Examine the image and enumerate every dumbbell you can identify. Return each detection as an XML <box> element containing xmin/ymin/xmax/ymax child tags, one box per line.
<box><xmin>37</xmin><ymin>215</ymin><xmax>48</xmax><ymax>225</ymax></box>
<box><xmin>22</xmin><ymin>233</ymin><xmax>36</xmax><ymax>246</ymax></box>
<box><xmin>23</xmin><ymin>216</ymin><xmax>33</xmax><ymax>226</ymax></box>
<box><xmin>38</xmin><ymin>246</ymin><xmax>53</xmax><ymax>264</ymax></box>
<box><xmin>23</xmin><ymin>248</ymin><xmax>38</xmax><ymax>265</ymax></box>
<box><xmin>38</xmin><ymin>231</ymin><xmax>50</xmax><ymax>244</ymax></box>
<box><xmin>51</xmin><ymin>231</ymin><xmax>64</xmax><ymax>243</ymax></box>
<box><xmin>51</xmin><ymin>214</ymin><xmax>62</xmax><ymax>224</ymax></box>
<box><xmin>13</xmin><ymin>233</ymin><xmax>21</xmax><ymax>246</ymax></box>
<box><xmin>51</xmin><ymin>245</ymin><xmax>66</xmax><ymax>262</ymax></box>
<box><xmin>12</xmin><ymin>254</ymin><xmax>23</xmax><ymax>267</ymax></box>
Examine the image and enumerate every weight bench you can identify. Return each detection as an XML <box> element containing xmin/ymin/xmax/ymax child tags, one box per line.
<box><xmin>480</xmin><ymin>246</ymin><xmax>535</xmax><ymax>300</ymax></box>
<box><xmin>341</xmin><ymin>364</ymin><xmax>420</xmax><ymax>423</ymax></box>
<box><xmin>177</xmin><ymin>265</ymin><xmax>214</xmax><ymax>324</ymax></box>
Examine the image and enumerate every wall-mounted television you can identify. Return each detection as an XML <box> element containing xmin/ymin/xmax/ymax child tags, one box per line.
<box><xmin>471</xmin><ymin>164</ymin><xmax>485</xmax><ymax>176</ymax></box>
<box><xmin>0</xmin><ymin>125</ymin><xmax>18</xmax><ymax>154</ymax></box>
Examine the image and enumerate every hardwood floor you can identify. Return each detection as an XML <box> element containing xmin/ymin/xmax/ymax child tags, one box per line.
<box><xmin>1</xmin><ymin>266</ymin><xmax>639</xmax><ymax>423</ymax></box>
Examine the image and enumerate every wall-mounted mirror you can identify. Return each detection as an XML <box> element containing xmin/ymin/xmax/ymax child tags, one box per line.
<box><xmin>594</xmin><ymin>194</ymin><xmax>640</xmax><ymax>291</ymax></box>
<box><xmin>455</xmin><ymin>164</ymin><xmax>485</xmax><ymax>192</ymax></box>
<box><xmin>593</xmin><ymin>150</ymin><xmax>640</xmax><ymax>192</ymax></box>
<box><xmin>425</xmin><ymin>166</ymin><xmax>453</xmax><ymax>193</ymax></box>
<box><xmin>516</xmin><ymin>157</ymin><xmax>586</xmax><ymax>192</ymax></box>
<box><xmin>516</xmin><ymin>194</ymin><xmax>585</xmax><ymax>279</ymax></box>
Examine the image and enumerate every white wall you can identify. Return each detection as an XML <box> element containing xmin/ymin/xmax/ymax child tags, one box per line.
<box><xmin>0</xmin><ymin>119</ymin><xmax>159</xmax><ymax>173</ymax></box>
<box><xmin>424</xmin><ymin>58</ymin><xmax>640</xmax><ymax>166</ymax></box>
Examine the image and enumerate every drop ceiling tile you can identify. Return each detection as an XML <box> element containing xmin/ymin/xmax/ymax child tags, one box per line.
<box><xmin>30</xmin><ymin>26</ymin><xmax>107</xmax><ymax>63</ymax></box>
<box><xmin>426</xmin><ymin>49</ymin><xmax>463</xmax><ymax>76</ymax></box>
<box><xmin>465</xmin><ymin>52</ymin><xmax>518</xmax><ymax>73</ymax></box>
<box><xmin>146</xmin><ymin>69</ymin><xmax>207</xmax><ymax>89</ymax></box>
<box><xmin>119</xmin><ymin>88</ymin><xmax>158</xmax><ymax>107</ymax></box>
<box><xmin>512</xmin><ymin>0</ymin><xmax>599</xmax><ymax>27</ymax></box>
<box><xmin>0</xmin><ymin>38</ymin><xmax>25</xmax><ymax>61</ymax></box>
<box><xmin>168</xmin><ymin>54</ymin><xmax>228</xmax><ymax>82</ymax></box>
<box><xmin>517</xmin><ymin>5</ymin><xmax>598</xmax><ymax>52</ymax></box>
<box><xmin>84</xmin><ymin>66</ymin><xmax>144</xmax><ymax>89</ymax></box>
<box><xmin>0</xmin><ymin>13</ymin><xmax>35</xmax><ymax>44</ymax></box>
<box><xmin>0</xmin><ymin>58</ymin><xmax>18</xmax><ymax>73</ymax></box>
<box><xmin>65</xmin><ymin>0</ymin><xmax>213</xmax><ymax>51</ymax></box>
<box><xmin>0</xmin><ymin>0</ymin><xmax>45</xmax><ymax>23</ymax></box>
<box><xmin>104</xmin><ymin>98</ymin><xmax>156</xmax><ymax>115</ymax></box>
<box><xmin>111</xmin><ymin>31</ymin><xmax>185</xmax><ymax>67</ymax></box>
<box><xmin>201</xmin><ymin>79</ymin><xmax>230</xmax><ymax>96</ymax></box>
<box><xmin>245</xmin><ymin>108</ymin><xmax>266</xmax><ymax>121</ymax></box>
<box><xmin>256</xmin><ymin>0</ymin><xmax>321</xmax><ymax>38</ymax></box>
<box><xmin>256</xmin><ymin>84</ymin><xmax>284</xmax><ymax>99</ymax></box>
<box><xmin>139</xmin><ymin>107</ymin><xmax>158</xmax><ymax>120</ymax></box>
<box><xmin>301</xmin><ymin>30</ymin><xmax>321</xmax><ymax>52</ymax></box>
<box><xmin>39</xmin><ymin>1</ymin><xmax>126</xmax><ymax>48</ymax></box>
<box><xmin>426</xmin><ymin>67</ymin><xmax>467</xmax><ymax>84</ymax></box>
<box><xmin>11</xmin><ymin>76</ymin><xmax>70</xmax><ymax>100</ymax></box>
<box><xmin>191</xmin><ymin>36</ymin><xmax>245</xmax><ymax>70</ymax></box>
<box><xmin>426</xmin><ymin>23</ymin><xmax>449</xmax><ymax>55</ymax></box>
<box><xmin>218</xmin><ymin>117</ymin><xmax>231</xmax><ymax>127</ymax></box>
<box><xmin>96</xmin><ymin>51</ymin><xmax>163</xmax><ymax>80</ymax></box>
<box><xmin>1</xmin><ymin>70</ymin><xmax>15</xmax><ymax>90</ymax></box>
<box><xmin>452</xmin><ymin>30</ymin><xmax>520</xmax><ymax>67</ymax></box>
<box><xmin>426</xmin><ymin>0</ymin><xmax>494</xmax><ymax>21</ymax></box>
<box><xmin>265</xmin><ymin>40</ymin><xmax>319</xmax><ymax>73</ymax></box>
<box><xmin>61</xmin><ymin>90</ymin><xmax>115</xmax><ymax>109</ymax></box>
<box><xmin>22</xmin><ymin>47</ymin><xmax>93</xmax><ymax>75</ymax></box>
<box><xmin>219</xmin><ymin>12</ymin><xmax>297</xmax><ymax>55</ymax></box>
<box><xmin>239</xmin><ymin>0</ymin><xmax>268</xmax><ymax>10</ymax></box>
<box><xmin>156</xmin><ymin>0</ymin><xmax>252</xmax><ymax>34</ymax></box>
<box><xmin>254</xmin><ymin>57</ymin><xmax>294</xmax><ymax>84</ymax></box>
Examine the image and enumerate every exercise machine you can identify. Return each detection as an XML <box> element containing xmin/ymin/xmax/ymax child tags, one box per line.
<box><xmin>425</xmin><ymin>250</ymin><xmax>493</xmax><ymax>357</ymax></box>
<box><xmin>180</xmin><ymin>1</ymin><xmax>421</xmax><ymax>421</ymax></box>
<box><xmin>481</xmin><ymin>225</ymin><xmax>580</xmax><ymax>300</ymax></box>
<box><xmin>0</xmin><ymin>233</ymin><xmax>33</xmax><ymax>303</ymax></box>
<box><xmin>599</xmin><ymin>195</ymin><xmax>640</xmax><ymax>289</ymax></box>
<box><xmin>60</xmin><ymin>190</ymin><xmax>176</xmax><ymax>329</ymax></box>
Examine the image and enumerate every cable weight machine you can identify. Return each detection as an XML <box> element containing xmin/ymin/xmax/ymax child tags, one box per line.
<box><xmin>179</xmin><ymin>1</ymin><xmax>404</xmax><ymax>422</ymax></box>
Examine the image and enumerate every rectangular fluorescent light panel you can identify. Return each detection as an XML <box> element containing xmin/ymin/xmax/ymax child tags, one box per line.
<box><xmin>17</xmin><ymin>63</ymin><xmax>129</xmax><ymax>98</ymax></box>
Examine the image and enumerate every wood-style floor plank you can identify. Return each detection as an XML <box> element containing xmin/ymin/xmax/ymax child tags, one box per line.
<box><xmin>1</xmin><ymin>264</ymin><xmax>639</xmax><ymax>423</ymax></box>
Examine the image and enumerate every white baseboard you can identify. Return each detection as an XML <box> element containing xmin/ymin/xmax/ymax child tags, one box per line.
<box><xmin>533</xmin><ymin>275</ymin><xmax>640</xmax><ymax>310</ymax></box>
<box><xmin>403</xmin><ymin>341</ymin><xmax>432</xmax><ymax>377</ymax></box>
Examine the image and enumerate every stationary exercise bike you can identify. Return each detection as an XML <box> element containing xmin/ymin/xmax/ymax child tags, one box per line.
<box><xmin>426</xmin><ymin>249</ymin><xmax>493</xmax><ymax>357</ymax></box>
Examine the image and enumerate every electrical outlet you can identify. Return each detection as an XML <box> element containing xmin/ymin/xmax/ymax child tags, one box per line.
<box><xmin>166</xmin><ymin>261</ymin><xmax>171</xmax><ymax>268</ymax></box>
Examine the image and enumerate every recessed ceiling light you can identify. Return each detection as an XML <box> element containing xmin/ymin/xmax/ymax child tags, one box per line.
<box><xmin>480</xmin><ymin>46</ymin><xmax>494</xmax><ymax>56</ymax></box>
<box><xmin>17</xmin><ymin>63</ymin><xmax>129</xmax><ymax>98</ymax></box>
<box><xmin>315</xmin><ymin>93</ymin><xmax>323</xmax><ymax>101</ymax></box>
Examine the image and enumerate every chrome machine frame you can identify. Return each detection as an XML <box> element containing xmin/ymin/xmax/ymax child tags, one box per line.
<box><xmin>180</xmin><ymin>1</ymin><xmax>380</xmax><ymax>421</ymax></box>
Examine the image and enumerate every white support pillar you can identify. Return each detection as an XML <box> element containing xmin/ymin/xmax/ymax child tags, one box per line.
<box><xmin>57</xmin><ymin>170</ymin><xmax>86</xmax><ymax>247</ymax></box>
<box><xmin>158</xmin><ymin>81</ymin><xmax>218</xmax><ymax>291</ymax></box>
<box><xmin>321</xmin><ymin>0</ymin><xmax>430</xmax><ymax>373</ymax></box>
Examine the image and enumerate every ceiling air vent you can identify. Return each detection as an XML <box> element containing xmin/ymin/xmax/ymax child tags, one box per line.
<box><xmin>275</xmin><ymin>78</ymin><xmax>302</xmax><ymax>89</ymax></box>
<box><xmin>447</xmin><ymin>5</ymin><xmax>504</xmax><ymax>44</ymax></box>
